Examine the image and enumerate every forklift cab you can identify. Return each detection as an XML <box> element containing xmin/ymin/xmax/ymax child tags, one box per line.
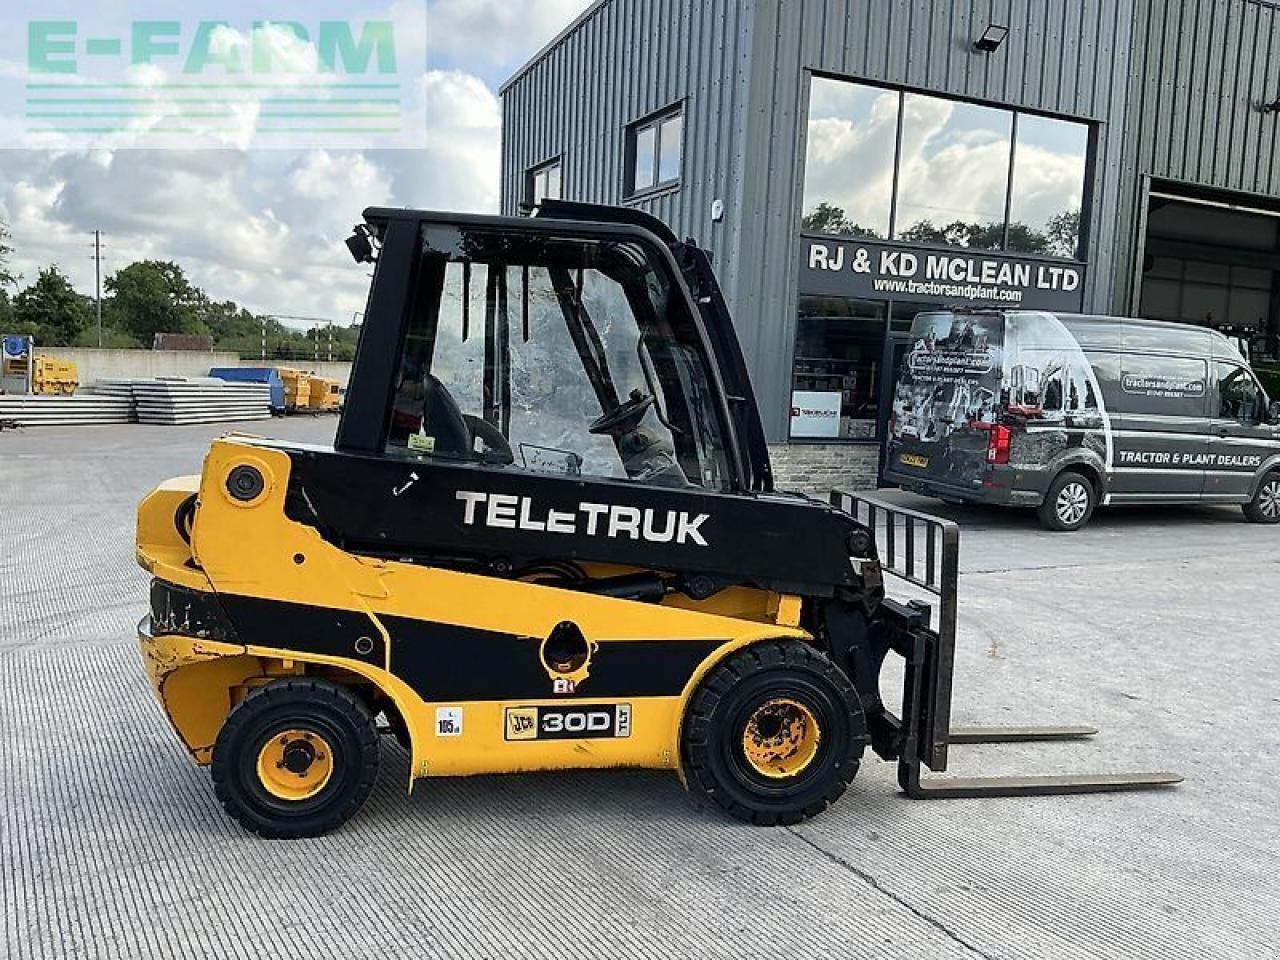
<box><xmin>338</xmin><ymin>202</ymin><xmax>772</xmax><ymax>498</ymax></box>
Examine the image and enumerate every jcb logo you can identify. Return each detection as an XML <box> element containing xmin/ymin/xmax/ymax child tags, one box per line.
<box><xmin>506</xmin><ymin>708</ymin><xmax>538</xmax><ymax>741</ymax></box>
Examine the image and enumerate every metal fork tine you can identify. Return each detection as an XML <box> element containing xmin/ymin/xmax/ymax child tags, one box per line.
<box><xmin>949</xmin><ymin>725</ymin><xmax>1098</xmax><ymax>743</ymax></box>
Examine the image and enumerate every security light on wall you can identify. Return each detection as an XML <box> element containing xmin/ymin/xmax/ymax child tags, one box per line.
<box><xmin>974</xmin><ymin>24</ymin><xmax>1009</xmax><ymax>53</ymax></box>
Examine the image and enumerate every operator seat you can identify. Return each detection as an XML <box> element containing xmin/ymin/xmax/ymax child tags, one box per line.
<box><xmin>421</xmin><ymin>374</ymin><xmax>471</xmax><ymax>458</ymax></box>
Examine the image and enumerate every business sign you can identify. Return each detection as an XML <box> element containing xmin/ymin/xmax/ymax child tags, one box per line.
<box><xmin>790</xmin><ymin>390</ymin><xmax>842</xmax><ymax>439</ymax></box>
<box><xmin>799</xmin><ymin>237</ymin><xmax>1087</xmax><ymax>312</ymax></box>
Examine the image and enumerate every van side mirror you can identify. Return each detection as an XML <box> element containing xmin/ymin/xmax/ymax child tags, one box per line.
<box><xmin>1270</xmin><ymin>400</ymin><xmax>1280</xmax><ymax>424</ymax></box>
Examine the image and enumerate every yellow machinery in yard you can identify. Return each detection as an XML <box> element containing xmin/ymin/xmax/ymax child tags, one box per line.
<box><xmin>307</xmin><ymin>376</ymin><xmax>342</xmax><ymax>412</ymax></box>
<box><xmin>277</xmin><ymin>367</ymin><xmax>313</xmax><ymax>412</ymax></box>
<box><xmin>277</xmin><ymin>367</ymin><xmax>340</xmax><ymax>413</ymax></box>
<box><xmin>135</xmin><ymin>202</ymin><xmax>1178</xmax><ymax>839</ymax></box>
<box><xmin>33</xmin><ymin>356</ymin><xmax>79</xmax><ymax>395</ymax></box>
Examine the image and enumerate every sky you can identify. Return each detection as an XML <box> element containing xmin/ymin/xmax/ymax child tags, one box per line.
<box><xmin>0</xmin><ymin>0</ymin><xmax>595</xmax><ymax>326</ymax></box>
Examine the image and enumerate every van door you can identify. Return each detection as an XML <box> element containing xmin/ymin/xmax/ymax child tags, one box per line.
<box><xmin>1098</xmin><ymin>352</ymin><xmax>1210</xmax><ymax>500</ymax></box>
<box><xmin>885</xmin><ymin>312</ymin><xmax>1003</xmax><ymax>489</ymax></box>
<box><xmin>1205</xmin><ymin>360</ymin><xmax>1280</xmax><ymax>500</ymax></box>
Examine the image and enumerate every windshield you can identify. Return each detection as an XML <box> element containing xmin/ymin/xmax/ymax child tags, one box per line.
<box><xmin>382</xmin><ymin>227</ymin><xmax>731</xmax><ymax>491</ymax></box>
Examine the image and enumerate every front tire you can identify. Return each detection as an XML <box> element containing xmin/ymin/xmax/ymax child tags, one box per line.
<box><xmin>1037</xmin><ymin>471</ymin><xmax>1096</xmax><ymax>531</ymax></box>
<box><xmin>681</xmin><ymin>640</ymin><xmax>865</xmax><ymax>826</ymax></box>
<box><xmin>1243</xmin><ymin>472</ymin><xmax>1280</xmax><ymax>524</ymax></box>
<box><xmin>212</xmin><ymin>678</ymin><xmax>380</xmax><ymax>839</ymax></box>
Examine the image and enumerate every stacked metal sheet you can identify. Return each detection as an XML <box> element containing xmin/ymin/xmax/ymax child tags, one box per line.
<box><xmin>96</xmin><ymin>377</ymin><xmax>272</xmax><ymax>425</ymax></box>
<box><xmin>0</xmin><ymin>393</ymin><xmax>136</xmax><ymax>427</ymax></box>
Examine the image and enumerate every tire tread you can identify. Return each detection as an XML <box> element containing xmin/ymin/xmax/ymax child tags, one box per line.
<box><xmin>681</xmin><ymin>640</ymin><xmax>863</xmax><ymax>827</ymax></box>
<box><xmin>211</xmin><ymin>678</ymin><xmax>379</xmax><ymax>839</ymax></box>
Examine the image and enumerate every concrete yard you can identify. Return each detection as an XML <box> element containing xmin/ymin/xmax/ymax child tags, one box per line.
<box><xmin>1</xmin><ymin>419</ymin><xmax>1276</xmax><ymax>960</ymax></box>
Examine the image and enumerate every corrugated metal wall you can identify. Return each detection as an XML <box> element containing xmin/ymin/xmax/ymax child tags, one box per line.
<box><xmin>500</xmin><ymin>0</ymin><xmax>756</xmax><ymax>309</ymax></box>
<box><xmin>500</xmin><ymin>0</ymin><xmax>1280</xmax><ymax>440</ymax></box>
<box><xmin>1128</xmin><ymin>0</ymin><xmax>1280</xmax><ymax>194</ymax></box>
<box><xmin>1116</xmin><ymin>0</ymin><xmax>1280</xmax><ymax>307</ymax></box>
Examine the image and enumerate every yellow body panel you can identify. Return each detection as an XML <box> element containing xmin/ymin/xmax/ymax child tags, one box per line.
<box><xmin>137</xmin><ymin>437</ymin><xmax>811</xmax><ymax>787</ymax></box>
<box><xmin>307</xmin><ymin>377</ymin><xmax>341</xmax><ymax>411</ymax></box>
<box><xmin>276</xmin><ymin>367</ymin><xmax>314</xmax><ymax>411</ymax></box>
<box><xmin>33</xmin><ymin>356</ymin><xmax>79</xmax><ymax>395</ymax></box>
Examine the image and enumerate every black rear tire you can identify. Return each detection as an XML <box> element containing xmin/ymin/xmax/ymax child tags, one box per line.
<box><xmin>212</xmin><ymin>678</ymin><xmax>379</xmax><ymax>839</ymax></box>
<box><xmin>681</xmin><ymin>640</ymin><xmax>865</xmax><ymax>826</ymax></box>
<box><xmin>1037</xmin><ymin>471</ymin><xmax>1096</xmax><ymax>531</ymax></box>
<box><xmin>1243</xmin><ymin>472</ymin><xmax>1280</xmax><ymax>524</ymax></box>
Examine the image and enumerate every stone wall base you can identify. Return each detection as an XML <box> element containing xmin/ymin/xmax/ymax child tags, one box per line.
<box><xmin>768</xmin><ymin>443</ymin><xmax>882</xmax><ymax>498</ymax></box>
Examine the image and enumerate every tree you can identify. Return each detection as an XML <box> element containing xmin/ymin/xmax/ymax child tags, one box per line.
<box><xmin>1045</xmin><ymin>209</ymin><xmax>1081</xmax><ymax>258</ymax></box>
<box><xmin>801</xmin><ymin>202</ymin><xmax>881</xmax><ymax>238</ymax></box>
<box><xmin>12</xmin><ymin>266</ymin><xmax>93</xmax><ymax>346</ymax></box>
<box><xmin>1004</xmin><ymin>222</ymin><xmax>1049</xmax><ymax>254</ymax></box>
<box><xmin>897</xmin><ymin>218</ymin><xmax>1049</xmax><ymax>253</ymax></box>
<box><xmin>897</xmin><ymin>219</ymin><xmax>971</xmax><ymax>246</ymax></box>
<box><xmin>72</xmin><ymin>324</ymin><xmax>141</xmax><ymax>348</ymax></box>
<box><xmin>105</xmin><ymin>260</ymin><xmax>205</xmax><ymax>344</ymax></box>
<box><xmin>0</xmin><ymin>220</ymin><xmax>16</xmax><ymax>291</ymax></box>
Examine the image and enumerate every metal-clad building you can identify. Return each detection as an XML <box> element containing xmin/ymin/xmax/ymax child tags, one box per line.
<box><xmin>501</xmin><ymin>0</ymin><xmax>1280</xmax><ymax>490</ymax></box>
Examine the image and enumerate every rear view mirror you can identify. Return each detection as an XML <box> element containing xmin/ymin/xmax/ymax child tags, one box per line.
<box><xmin>1269</xmin><ymin>400</ymin><xmax>1280</xmax><ymax>424</ymax></box>
<box><xmin>346</xmin><ymin>224</ymin><xmax>376</xmax><ymax>264</ymax></box>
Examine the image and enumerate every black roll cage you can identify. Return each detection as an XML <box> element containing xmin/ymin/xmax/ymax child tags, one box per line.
<box><xmin>337</xmin><ymin>203</ymin><xmax>775</xmax><ymax>494</ymax></box>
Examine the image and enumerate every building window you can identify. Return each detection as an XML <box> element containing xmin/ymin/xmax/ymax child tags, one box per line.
<box><xmin>1008</xmin><ymin>114</ymin><xmax>1088</xmax><ymax>257</ymax></box>
<box><xmin>790</xmin><ymin>297</ymin><xmax>887</xmax><ymax>441</ymax></box>
<box><xmin>628</xmin><ymin>107</ymin><xmax>683</xmax><ymax>196</ymax></box>
<box><xmin>802</xmin><ymin>76</ymin><xmax>1091</xmax><ymax>259</ymax></box>
<box><xmin>895</xmin><ymin>94</ymin><xmax>1012</xmax><ymax>251</ymax></box>
<box><xmin>527</xmin><ymin>159</ymin><xmax>562</xmax><ymax>204</ymax></box>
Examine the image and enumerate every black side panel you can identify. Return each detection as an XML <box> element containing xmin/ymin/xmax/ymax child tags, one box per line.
<box><xmin>216</xmin><ymin>594</ymin><xmax>388</xmax><ymax>670</ymax></box>
<box><xmin>279</xmin><ymin>445</ymin><xmax>864</xmax><ymax>596</ymax></box>
<box><xmin>385</xmin><ymin>621</ymin><xmax>724</xmax><ymax>701</ymax></box>
<box><xmin>214</xmin><ymin>592</ymin><xmax>725</xmax><ymax>702</ymax></box>
<box><xmin>336</xmin><ymin>218</ymin><xmax>421</xmax><ymax>455</ymax></box>
<box><xmin>150</xmin><ymin>580</ymin><xmax>240</xmax><ymax>645</ymax></box>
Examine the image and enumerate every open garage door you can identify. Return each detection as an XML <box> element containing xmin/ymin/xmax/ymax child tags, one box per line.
<box><xmin>1137</xmin><ymin>185</ymin><xmax>1280</xmax><ymax>395</ymax></box>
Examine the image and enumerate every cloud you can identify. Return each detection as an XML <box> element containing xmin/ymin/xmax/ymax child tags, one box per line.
<box><xmin>803</xmin><ymin>87</ymin><xmax>1087</xmax><ymax>237</ymax></box>
<box><xmin>0</xmin><ymin>67</ymin><xmax>501</xmax><ymax>321</ymax></box>
<box><xmin>427</xmin><ymin>0</ymin><xmax>596</xmax><ymax>68</ymax></box>
<box><xmin>0</xmin><ymin>1</ymin><xmax>587</xmax><ymax>325</ymax></box>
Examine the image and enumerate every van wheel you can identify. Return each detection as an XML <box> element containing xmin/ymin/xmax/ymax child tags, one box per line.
<box><xmin>211</xmin><ymin>679</ymin><xmax>380</xmax><ymax>839</ymax></box>
<box><xmin>1243</xmin><ymin>473</ymin><xmax>1280</xmax><ymax>524</ymax></box>
<box><xmin>681</xmin><ymin>640</ymin><xmax>865</xmax><ymax>826</ymax></box>
<box><xmin>1038</xmin><ymin>471</ymin><xmax>1096</xmax><ymax>532</ymax></box>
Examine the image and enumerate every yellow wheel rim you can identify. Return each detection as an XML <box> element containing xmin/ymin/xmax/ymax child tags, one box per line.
<box><xmin>255</xmin><ymin>728</ymin><xmax>335</xmax><ymax>801</ymax></box>
<box><xmin>741</xmin><ymin>698</ymin><xmax>821</xmax><ymax>779</ymax></box>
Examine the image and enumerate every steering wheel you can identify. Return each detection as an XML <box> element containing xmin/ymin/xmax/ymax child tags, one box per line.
<box><xmin>589</xmin><ymin>389</ymin><xmax>654</xmax><ymax>436</ymax></box>
<box><xmin>463</xmin><ymin>415</ymin><xmax>515</xmax><ymax>464</ymax></box>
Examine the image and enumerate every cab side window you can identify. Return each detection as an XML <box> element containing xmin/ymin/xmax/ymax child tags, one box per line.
<box><xmin>382</xmin><ymin>229</ymin><xmax>732</xmax><ymax>492</ymax></box>
<box><xmin>1214</xmin><ymin>362</ymin><xmax>1266</xmax><ymax>425</ymax></box>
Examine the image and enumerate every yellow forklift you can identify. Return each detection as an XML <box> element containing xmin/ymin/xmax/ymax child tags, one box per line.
<box><xmin>135</xmin><ymin>202</ymin><xmax>1178</xmax><ymax>838</ymax></box>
